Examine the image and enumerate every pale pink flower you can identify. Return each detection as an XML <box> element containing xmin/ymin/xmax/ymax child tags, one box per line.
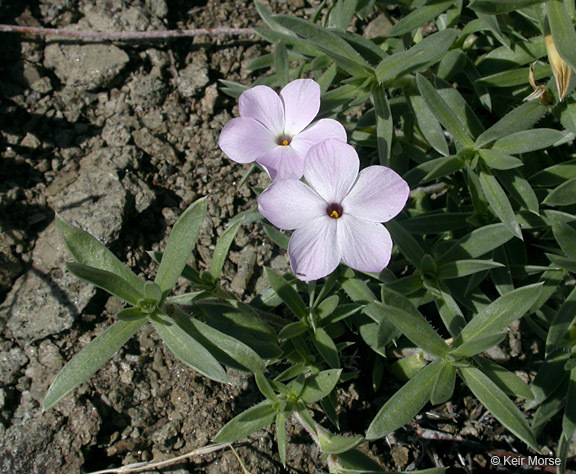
<box><xmin>219</xmin><ymin>79</ymin><xmax>347</xmax><ymax>180</ymax></box>
<box><xmin>258</xmin><ymin>139</ymin><xmax>410</xmax><ymax>281</ymax></box>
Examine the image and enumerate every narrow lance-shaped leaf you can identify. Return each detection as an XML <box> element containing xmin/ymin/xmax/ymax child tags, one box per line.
<box><xmin>300</xmin><ymin>369</ymin><xmax>342</xmax><ymax>403</ymax></box>
<box><xmin>376</xmin><ymin>30</ymin><xmax>458</xmax><ymax>83</ymax></box>
<box><xmin>386</xmin><ymin>220</ymin><xmax>427</xmax><ymax>267</ymax></box>
<box><xmin>155</xmin><ymin>197</ymin><xmax>208</xmax><ymax>292</ymax></box>
<box><xmin>55</xmin><ymin>214</ymin><xmax>144</xmax><ymax>293</ymax></box>
<box><xmin>492</xmin><ymin>129</ymin><xmax>567</xmax><ymax>155</ymax></box>
<box><xmin>409</xmin><ymin>93</ymin><xmax>450</xmax><ymax>157</ymax></box>
<box><xmin>436</xmin><ymin>259</ymin><xmax>504</xmax><ymax>280</ymax></box>
<box><xmin>439</xmin><ymin>223</ymin><xmax>515</xmax><ymax>262</ymax></box>
<box><xmin>276</xmin><ymin>411</ymin><xmax>287</xmax><ymax>466</ymax></box>
<box><xmin>314</xmin><ymin>327</ymin><xmax>340</xmax><ymax>368</ymax></box>
<box><xmin>366</xmin><ymin>360</ymin><xmax>443</xmax><ymax>439</ymax></box>
<box><xmin>451</xmin><ymin>332</ymin><xmax>507</xmax><ymax>358</ymax></box>
<box><xmin>479</xmin><ymin>149</ymin><xmax>523</xmax><ymax>170</ymax></box>
<box><xmin>264</xmin><ymin>267</ymin><xmax>308</xmax><ymax>319</ymax></box>
<box><xmin>416</xmin><ymin>73</ymin><xmax>475</xmax><ymax>148</ymax></box>
<box><xmin>274</xmin><ymin>41</ymin><xmax>289</xmax><ymax>88</ymax></box>
<box><xmin>213</xmin><ymin>400</ymin><xmax>277</xmax><ymax>443</ymax></box>
<box><xmin>479</xmin><ymin>170</ymin><xmax>522</xmax><ymax>240</ymax></box>
<box><xmin>473</xmin><ymin>357</ymin><xmax>534</xmax><ymax>400</ymax></box>
<box><xmin>389</xmin><ymin>0</ymin><xmax>454</xmax><ymax>36</ymax></box>
<box><xmin>454</xmin><ymin>282</ymin><xmax>543</xmax><ymax>345</ymax></box>
<box><xmin>469</xmin><ymin>0</ymin><xmax>544</xmax><ymax>14</ymax></box>
<box><xmin>543</xmin><ymin>177</ymin><xmax>576</xmax><ymax>206</ymax></box>
<box><xmin>563</xmin><ymin>368</ymin><xmax>576</xmax><ymax>441</ymax></box>
<box><xmin>151</xmin><ymin>312</ymin><xmax>229</xmax><ymax>384</ymax></box>
<box><xmin>44</xmin><ymin>318</ymin><xmax>147</xmax><ymax>410</ymax></box>
<box><xmin>317</xmin><ymin>429</ymin><xmax>363</xmax><ymax>454</ymax></box>
<box><xmin>209</xmin><ymin>219</ymin><xmax>243</xmax><ymax>280</ymax></box>
<box><xmin>552</xmin><ymin>220</ymin><xmax>576</xmax><ymax>260</ymax></box>
<box><xmin>475</xmin><ymin>101</ymin><xmax>547</xmax><ymax>148</ymax></box>
<box><xmin>66</xmin><ymin>262</ymin><xmax>143</xmax><ymax>306</ymax></box>
<box><xmin>546</xmin><ymin>286</ymin><xmax>576</xmax><ymax>354</ymax></box>
<box><xmin>372</xmin><ymin>85</ymin><xmax>393</xmax><ymax>167</ymax></box>
<box><xmin>458</xmin><ymin>366</ymin><xmax>538</xmax><ymax>450</ymax></box>
<box><xmin>430</xmin><ymin>361</ymin><xmax>456</xmax><ymax>405</ymax></box>
<box><xmin>367</xmin><ymin>302</ymin><xmax>450</xmax><ymax>357</ymax></box>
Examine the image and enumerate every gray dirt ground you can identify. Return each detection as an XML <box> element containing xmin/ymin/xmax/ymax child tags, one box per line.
<box><xmin>0</xmin><ymin>0</ymin><xmax>322</xmax><ymax>472</ymax></box>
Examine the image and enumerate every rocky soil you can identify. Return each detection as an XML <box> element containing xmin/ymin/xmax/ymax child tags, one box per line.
<box><xmin>0</xmin><ymin>0</ymin><xmax>323</xmax><ymax>472</ymax></box>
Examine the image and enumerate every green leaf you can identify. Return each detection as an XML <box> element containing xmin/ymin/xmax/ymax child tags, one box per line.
<box><xmin>469</xmin><ymin>0</ymin><xmax>544</xmax><ymax>14</ymax></box>
<box><xmin>342</xmin><ymin>277</ymin><xmax>377</xmax><ymax>303</ymax></box>
<box><xmin>366</xmin><ymin>360</ymin><xmax>443</xmax><ymax>439</ymax></box>
<box><xmin>402</xmin><ymin>213</ymin><xmax>472</xmax><ymax>234</ymax></box>
<box><xmin>386</xmin><ymin>220</ymin><xmax>427</xmax><ymax>267</ymax></box>
<box><xmin>479</xmin><ymin>170</ymin><xmax>523</xmax><ymax>239</ymax></box>
<box><xmin>275</xmin><ymin>411</ymin><xmax>287</xmax><ymax>466</ymax></box>
<box><xmin>155</xmin><ymin>198</ymin><xmax>207</xmax><ymax>292</ymax></box>
<box><xmin>416</xmin><ymin>73</ymin><xmax>475</xmax><ymax>148</ymax></box>
<box><xmin>152</xmin><ymin>314</ymin><xmax>229</xmax><ymax>384</ymax></box>
<box><xmin>274</xmin><ymin>41</ymin><xmax>289</xmax><ymax>87</ymax></box>
<box><xmin>440</xmin><ymin>223</ymin><xmax>515</xmax><ymax>262</ymax></box>
<box><xmin>409</xmin><ymin>94</ymin><xmax>450</xmax><ymax>156</ymax></box>
<box><xmin>255</xmin><ymin>372</ymin><xmax>278</xmax><ymax>401</ymax></box>
<box><xmin>209</xmin><ymin>219</ymin><xmax>242</xmax><ymax>281</ymax></box>
<box><xmin>455</xmin><ymin>283</ymin><xmax>543</xmax><ymax>345</ymax></box>
<box><xmin>475</xmin><ymin>101</ymin><xmax>547</xmax><ymax>148</ymax></box>
<box><xmin>430</xmin><ymin>361</ymin><xmax>456</xmax><ymax>405</ymax></box>
<box><xmin>316</xmin><ymin>295</ymin><xmax>340</xmax><ymax>320</ymax></box>
<box><xmin>313</xmin><ymin>327</ymin><xmax>340</xmax><ymax>368</ymax></box>
<box><xmin>372</xmin><ymin>85</ymin><xmax>393</xmax><ymax>167</ymax></box>
<box><xmin>476</xmin><ymin>12</ymin><xmax>510</xmax><ymax>49</ymax></box>
<box><xmin>496</xmin><ymin>170</ymin><xmax>539</xmax><ymax>215</ymax></box>
<box><xmin>389</xmin><ymin>0</ymin><xmax>454</xmax><ymax>36</ymax></box>
<box><xmin>543</xmin><ymin>177</ymin><xmax>576</xmax><ymax>206</ymax></box>
<box><xmin>328</xmin><ymin>0</ymin><xmax>358</xmax><ymax>30</ymax></box>
<box><xmin>546</xmin><ymin>286</ymin><xmax>576</xmax><ymax>354</ymax></box>
<box><xmin>377</xmin><ymin>30</ymin><xmax>458</xmax><ymax>83</ymax></box>
<box><xmin>548</xmin><ymin>0</ymin><xmax>576</xmax><ymax>72</ymax></box>
<box><xmin>262</xmin><ymin>222</ymin><xmax>289</xmax><ymax>250</ymax></box>
<box><xmin>187</xmin><ymin>317</ymin><xmax>266</xmax><ymax>373</ymax></box>
<box><xmin>272</xmin><ymin>15</ymin><xmax>372</xmax><ymax>76</ymax></box>
<box><xmin>331</xmin><ymin>449</ymin><xmax>397</xmax><ymax>473</ymax></box>
<box><xmin>458</xmin><ymin>366</ymin><xmax>538</xmax><ymax>450</ymax></box>
<box><xmin>66</xmin><ymin>262</ymin><xmax>143</xmax><ymax>306</ymax></box>
<box><xmin>435</xmin><ymin>289</ymin><xmax>467</xmax><ymax>337</ymax></box>
<box><xmin>213</xmin><ymin>400</ymin><xmax>277</xmax><ymax>443</ymax></box>
<box><xmin>300</xmin><ymin>369</ymin><xmax>342</xmax><ymax>403</ymax></box>
<box><xmin>116</xmin><ymin>307</ymin><xmax>147</xmax><ymax>321</ymax></box>
<box><xmin>451</xmin><ymin>332</ymin><xmax>507</xmax><ymax>357</ymax></box>
<box><xmin>529</xmin><ymin>162</ymin><xmax>576</xmax><ymax>187</ymax></box>
<box><xmin>473</xmin><ymin>357</ymin><xmax>534</xmax><ymax>400</ymax></box>
<box><xmin>317</xmin><ymin>429</ymin><xmax>363</xmax><ymax>454</ymax></box>
<box><xmin>492</xmin><ymin>129</ymin><xmax>567</xmax><ymax>155</ymax></box>
<box><xmin>553</xmin><ymin>221</ymin><xmax>576</xmax><ymax>259</ymax></box>
<box><xmin>278</xmin><ymin>321</ymin><xmax>308</xmax><ymax>339</ymax></box>
<box><xmin>55</xmin><ymin>214</ymin><xmax>143</xmax><ymax>293</ymax></box>
<box><xmin>437</xmin><ymin>259</ymin><xmax>504</xmax><ymax>280</ymax></box>
<box><xmin>367</xmin><ymin>302</ymin><xmax>449</xmax><ymax>357</ymax></box>
<box><xmin>264</xmin><ymin>268</ymin><xmax>308</xmax><ymax>319</ymax></box>
<box><xmin>421</xmin><ymin>156</ymin><xmax>466</xmax><ymax>183</ymax></box>
<box><xmin>44</xmin><ymin>318</ymin><xmax>147</xmax><ymax>409</ymax></box>
<box><xmin>479</xmin><ymin>149</ymin><xmax>523</xmax><ymax>170</ymax></box>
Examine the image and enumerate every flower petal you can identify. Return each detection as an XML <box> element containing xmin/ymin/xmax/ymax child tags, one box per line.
<box><xmin>239</xmin><ymin>85</ymin><xmax>285</xmax><ymax>135</ymax></box>
<box><xmin>258</xmin><ymin>180</ymin><xmax>326</xmax><ymax>230</ymax></box>
<box><xmin>219</xmin><ymin>117</ymin><xmax>276</xmax><ymax>164</ymax></box>
<box><xmin>342</xmin><ymin>166</ymin><xmax>410</xmax><ymax>222</ymax></box>
<box><xmin>290</xmin><ymin>118</ymin><xmax>348</xmax><ymax>157</ymax></box>
<box><xmin>280</xmin><ymin>79</ymin><xmax>321</xmax><ymax>135</ymax></box>
<box><xmin>257</xmin><ymin>144</ymin><xmax>306</xmax><ymax>180</ymax></box>
<box><xmin>337</xmin><ymin>215</ymin><xmax>393</xmax><ymax>273</ymax></box>
<box><xmin>288</xmin><ymin>217</ymin><xmax>340</xmax><ymax>281</ymax></box>
<box><xmin>304</xmin><ymin>139</ymin><xmax>359</xmax><ymax>204</ymax></box>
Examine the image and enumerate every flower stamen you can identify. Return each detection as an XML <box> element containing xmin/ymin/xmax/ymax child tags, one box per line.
<box><xmin>326</xmin><ymin>203</ymin><xmax>343</xmax><ymax>219</ymax></box>
<box><xmin>277</xmin><ymin>135</ymin><xmax>291</xmax><ymax>146</ymax></box>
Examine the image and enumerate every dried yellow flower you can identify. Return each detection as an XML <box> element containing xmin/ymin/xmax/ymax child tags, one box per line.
<box><xmin>545</xmin><ymin>33</ymin><xmax>572</xmax><ymax>101</ymax></box>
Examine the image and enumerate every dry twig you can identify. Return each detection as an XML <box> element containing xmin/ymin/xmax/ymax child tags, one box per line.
<box><xmin>0</xmin><ymin>24</ymin><xmax>255</xmax><ymax>41</ymax></box>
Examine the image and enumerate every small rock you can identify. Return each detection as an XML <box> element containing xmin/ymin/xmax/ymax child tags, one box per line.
<box><xmin>199</xmin><ymin>83</ymin><xmax>218</xmax><ymax>116</ymax></box>
<box><xmin>0</xmin><ymin>347</ymin><xmax>29</xmax><ymax>385</ymax></box>
<box><xmin>176</xmin><ymin>54</ymin><xmax>209</xmax><ymax>98</ymax></box>
<box><xmin>365</xmin><ymin>14</ymin><xmax>394</xmax><ymax>39</ymax></box>
<box><xmin>44</xmin><ymin>43</ymin><xmax>129</xmax><ymax>91</ymax></box>
<box><xmin>20</xmin><ymin>132</ymin><xmax>41</xmax><ymax>150</ymax></box>
<box><xmin>230</xmin><ymin>246</ymin><xmax>256</xmax><ymax>295</ymax></box>
<box><xmin>127</xmin><ymin>73</ymin><xmax>167</xmax><ymax>108</ymax></box>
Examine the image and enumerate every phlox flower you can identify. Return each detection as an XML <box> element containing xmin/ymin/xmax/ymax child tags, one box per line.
<box><xmin>218</xmin><ymin>79</ymin><xmax>347</xmax><ymax>180</ymax></box>
<box><xmin>258</xmin><ymin>139</ymin><xmax>410</xmax><ymax>281</ymax></box>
